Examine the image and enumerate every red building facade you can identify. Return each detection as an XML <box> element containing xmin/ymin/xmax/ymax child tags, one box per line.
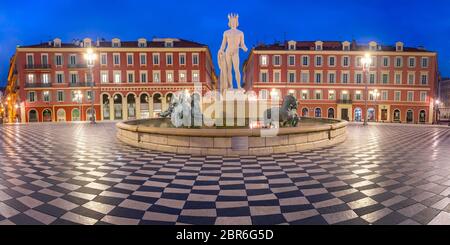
<box><xmin>244</xmin><ymin>40</ymin><xmax>438</xmax><ymax>124</ymax></box>
<box><xmin>13</xmin><ymin>37</ymin><xmax>215</xmax><ymax>122</ymax></box>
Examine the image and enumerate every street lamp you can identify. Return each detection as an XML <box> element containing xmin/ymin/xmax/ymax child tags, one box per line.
<box><xmin>361</xmin><ymin>53</ymin><xmax>372</xmax><ymax>126</ymax></box>
<box><xmin>435</xmin><ymin>99</ymin><xmax>441</xmax><ymax>125</ymax></box>
<box><xmin>84</xmin><ymin>48</ymin><xmax>97</xmax><ymax>124</ymax></box>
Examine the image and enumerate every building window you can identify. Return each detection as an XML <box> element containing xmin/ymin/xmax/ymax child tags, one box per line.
<box><xmin>166</xmin><ymin>71</ymin><xmax>174</xmax><ymax>83</ymax></box>
<box><xmin>113</xmin><ymin>54</ymin><xmax>120</xmax><ymax>65</ymax></box>
<box><xmin>153</xmin><ymin>54</ymin><xmax>160</xmax><ymax>65</ymax></box>
<box><xmin>301</xmin><ymin>90</ymin><xmax>309</xmax><ymax>100</ymax></box>
<box><xmin>301</xmin><ymin>71</ymin><xmax>309</xmax><ymax>83</ymax></box>
<box><xmin>153</xmin><ymin>71</ymin><xmax>161</xmax><ymax>83</ymax></box>
<box><xmin>127</xmin><ymin>54</ymin><xmax>134</xmax><ymax>65</ymax></box>
<box><xmin>260</xmin><ymin>90</ymin><xmax>268</xmax><ymax>100</ymax></box>
<box><xmin>408</xmin><ymin>57</ymin><xmax>416</xmax><ymax>68</ymax></box>
<box><xmin>55</xmin><ymin>54</ymin><xmax>63</xmax><ymax>66</ymax></box>
<box><xmin>273</xmin><ymin>55</ymin><xmax>281</xmax><ymax>66</ymax></box>
<box><xmin>315</xmin><ymin>90</ymin><xmax>322</xmax><ymax>100</ymax></box>
<box><xmin>180</xmin><ymin>54</ymin><xmax>186</xmax><ymax>65</ymax></box>
<box><xmin>371</xmin><ymin>56</ymin><xmax>377</xmax><ymax>68</ymax></box>
<box><xmin>70</xmin><ymin>73</ymin><xmax>78</xmax><ymax>84</ymax></box>
<box><xmin>315</xmin><ymin>72</ymin><xmax>322</xmax><ymax>84</ymax></box>
<box><xmin>260</xmin><ymin>71</ymin><xmax>268</xmax><ymax>83</ymax></box>
<box><xmin>288</xmin><ymin>55</ymin><xmax>295</xmax><ymax>66</ymax></box>
<box><xmin>166</xmin><ymin>54</ymin><xmax>173</xmax><ymax>65</ymax></box>
<box><xmin>41</xmin><ymin>54</ymin><xmax>48</xmax><ymax>65</ymax></box>
<box><xmin>27</xmin><ymin>74</ymin><xmax>35</xmax><ymax>83</ymax></box>
<box><xmin>421</xmin><ymin>74</ymin><xmax>428</xmax><ymax>85</ymax></box>
<box><xmin>328</xmin><ymin>56</ymin><xmax>336</xmax><ymax>67</ymax></box>
<box><xmin>101</xmin><ymin>71</ymin><xmax>108</xmax><ymax>83</ymax></box>
<box><xmin>395</xmin><ymin>73</ymin><xmax>402</xmax><ymax>84</ymax></box>
<box><xmin>382</xmin><ymin>57</ymin><xmax>390</xmax><ymax>67</ymax></box>
<box><xmin>315</xmin><ymin>56</ymin><xmax>322</xmax><ymax>67</ymax></box>
<box><xmin>342</xmin><ymin>56</ymin><xmax>350</xmax><ymax>67</ymax></box>
<box><xmin>192</xmin><ymin>54</ymin><xmax>199</xmax><ymax>65</ymax></box>
<box><xmin>192</xmin><ymin>71</ymin><xmax>200</xmax><ymax>82</ymax></box>
<box><xmin>408</xmin><ymin>73</ymin><xmax>415</xmax><ymax>85</ymax></box>
<box><xmin>355</xmin><ymin>92</ymin><xmax>362</xmax><ymax>101</ymax></box>
<box><xmin>355</xmin><ymin>73</ymin><xmax>362</xmax><ymax>84</ymax></box>
<box><xmin>43</xmin><ymin>91</ymin><xmax>50</xmax><ymax>102</ymax></box>
<box><xmin>356</xmin><ymin>56</ymin><xmax>362</xmax><ymax>67</ymax></box>
<box><xmin>179</xmin><ymin>71</ymin><xmax>187</xmax><ymax>82</ymax></box>
<box><xmin>261</xmin><ymin>55</ymin><xmax>268</xmax><ymax>66</ymax></box>
<box><xmin>140</xmin><ymin>54</ymin><xmax>147</xmax><ymax>66</ymax></box>
<box><xmin>328</xmin><ymin>72</ymin><xmax>336</xmax><ymax>84</ymax></box>
<box><xmin>27</xmin><ymin>54</ymin><xmax>34</xmax><ymax>65</ymax></box>
<box><xmin>369</xmin><ymin>73</ymin><xmax>376</xmax><ymax>84</ymax></box>
<box><xmin>328</xmin><ymin>91</ymin><xmax>336</xmax><ymax>100</ymax></box>
<box><xmin>395</xmin><ymin>91</ymin><xmax>401</xmax><ymax>101</ymax></box>
<box><xmin>420</xmin><ymin>91</ymin><xmax>427</xmax><ymax>102</ymax></box>
<box><xmin>302</xmin><ymin>56</ymin><xmax>309</xmax><ymax>66</ymax></box>
<box><xmin>140</xmin><ymin>71</ymin><xmax>148</xmax><ymax>83</ymax></box>
<box><xmin>288</xmin><ymin>71</ymin><xmax>296</xmax><ymax>83</ymax></box>
<box><xmin>342</xmin><ymin>73</ymin><xmax>349</xmax><ymax>84</ymax></box>
<box><xmin>127</xmin><ymin>71</ymin><xmax>135</xmax><ymax>83</ymax></box>
<box><xmin>382</xmin><ymin>73</ymin><xmax>389</xmax><ymax>84</ymax></box>
<box><xmin>381</xmin><ymin>91</ymin><xmax>388</xmax><ymax>101</ymax></box>
<box><xmin>114</xmin><ymin>71</ymin><xmax>121</xmax><ymax>83</ymax></box>
<box><xmin>100</xmin><ymin>53</ymin><xmax>107</xmax><ymax>65</ymax></box>
<box><xmin>87</xmin><ymin>91</ymin><xmax>93</xmax><ymax>101</ymax></box>
<box><xmin>56</xmin><ymin>73</ymin><xmax>64</xmax><ymax>84</ymax></box>
<box><xmin>57</xmin><ymin>91</ymin><xmax>64</xmax><ymax>102</ymax></box>
<box><xmin>274</xmin><ymin>71</ymin><xmax>281</xmax><ymax>83</ymax></box>
<box><xmin>421</xmin><ymin>57</ymin><xmax>429</xmax><ymax>68</ymax></box>
<box><xmin>407</xmin><ymin>91</ymin><xmax>414</xmax><ymax>102</ymax></box>
<box><xmin>395</xmin><ymin>57</ymin><xmax>403</xmax><ymax>67</ymax></box>
<box><xmin>69</xmin><ymin>55</ymin><xmax>77</xmax><ymax>65</ymax></box>
<box><xmin>29</xmin><ymin>91</ymin><xmax>36</xmax><ymax>102</ymax></box>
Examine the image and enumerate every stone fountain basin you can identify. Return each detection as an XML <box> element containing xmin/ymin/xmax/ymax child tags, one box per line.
<box><xmin>116</xmin><ymin>118</ymin><xmax>348</xmax><ymax>156</ymax></box>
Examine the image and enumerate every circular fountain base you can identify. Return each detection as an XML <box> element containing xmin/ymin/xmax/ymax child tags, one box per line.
<box><xmin>116</xmin><ymin>118</ymin><xmax>348</xmax><ymax>156</ymax></box>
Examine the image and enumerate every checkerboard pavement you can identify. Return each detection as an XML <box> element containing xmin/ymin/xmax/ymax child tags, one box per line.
<box><xmin>1</xmin><ymin>122</ymin><xmax>450</xmax><ymax>225</ymax></box>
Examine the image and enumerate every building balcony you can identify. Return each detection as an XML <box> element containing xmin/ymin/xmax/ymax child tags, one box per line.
<box><xmin>25</xmin><ymin>83</ymin><xmax>52</xmax><ymax>88</ymax></box>
<box><xmin>337</xmin><ymin>99</ymin><xmax>353</xmax><ymax>104</ymax></box>
<box><xmin>68</xmin><ymin>64</ymin><xmax>88</xmax><ymax>69</ymax></box>
<box><xmin>69</xmin><ymin>82</ymin><xmax>95</xmax><ymax>87</ymax></box>
<box><xmin>24</xmin><ymin>64</ymin><xmax>52</xmax><ymax>70</ymax></box>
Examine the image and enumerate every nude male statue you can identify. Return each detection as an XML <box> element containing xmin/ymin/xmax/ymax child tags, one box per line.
<box><xmin>218</xmin><ymin>13</ymin><xmax>248</xmax><ymax>91</ymax></box>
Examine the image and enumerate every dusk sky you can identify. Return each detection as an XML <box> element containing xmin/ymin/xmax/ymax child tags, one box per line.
<box><xmin>1</xmin><ymin>0</ymin><xmax>450</xmax><ymax>87</ymax></box>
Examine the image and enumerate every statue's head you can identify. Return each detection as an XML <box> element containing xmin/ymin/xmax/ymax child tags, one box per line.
<box><xmin>228</xmin><ymin>13</ymin><xmax>239</xmax><ymax>29</ymax></box>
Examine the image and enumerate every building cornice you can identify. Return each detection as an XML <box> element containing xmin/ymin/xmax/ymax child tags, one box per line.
<box><xmin>251</xmin><ymin>50</ymin><xmax>437</xmax><ymax>56</ymax></box>
<box><xmin>16</xmin><ymin>47</ymin><xmax>209</xmax><ymax>53</ymax></box>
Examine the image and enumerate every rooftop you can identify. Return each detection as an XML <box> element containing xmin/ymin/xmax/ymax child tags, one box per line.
<box><xmin>253</xmin><ymin>40</ymin><xmax>433</xmax><ymax>52</ymax></box>
<box><xmin>19</xmin><ymin>38</ymin><xmax>208</xmax><ymax>49</ymax></box>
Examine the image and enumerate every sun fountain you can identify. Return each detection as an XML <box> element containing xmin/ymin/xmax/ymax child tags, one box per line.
<box><xmin>116</xmin><ymin>14</ymin><xmax>348</xmax><ymax>156</ymax></box>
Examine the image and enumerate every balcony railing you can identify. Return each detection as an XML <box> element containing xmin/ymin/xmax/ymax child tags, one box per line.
<box><xmin>25</xmin><ymin>83</ymin><xmax>52</xmax><ymax>88</ymax></box>
<box><xmin>68</xmin><ymin>64</ymin><xmax>88</xmax><ymax>69</ymax></box>
<box><xmin>24</xmin><ymin>64</ymin><xmax>52</xmax><ymax>69</ymax></box>
<box><xmin>69</xmin><ymin>82</ymin><xmax>95</xmax><ymax>87</ymax></box>
<box><xmin>337</xmin><ymin>99</ymin><xmax>353</xmax><ymax>104</ymax></box>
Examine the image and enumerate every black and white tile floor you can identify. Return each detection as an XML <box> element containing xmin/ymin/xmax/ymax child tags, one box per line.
<box><xmin>1</xmin><ymin>122</ymin><xmax>450</xmax><ymax>225</ymax></box>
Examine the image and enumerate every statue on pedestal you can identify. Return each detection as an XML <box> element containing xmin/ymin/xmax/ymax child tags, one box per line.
<box><xmin>218</xmin><ymin>13</ymin><xmax>248</xmax><ymax>92</ymax></box>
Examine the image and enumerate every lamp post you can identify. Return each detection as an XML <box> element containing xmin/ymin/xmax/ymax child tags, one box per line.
<box><xmin>435</xmin><ymin>99</ymin><xmax>441</xmax><ymax>125</ymax></box>
<box><xmin>84</xmin><ymin>48</ymin><xmax>97</xmax><ymax>124</ymax></box>
<box><xmin>362</xmin><ymin>53</ymin><xmax>372</xmax><ymax>126</ymax></box>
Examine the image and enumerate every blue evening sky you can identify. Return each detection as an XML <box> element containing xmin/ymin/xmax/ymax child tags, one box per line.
<box><xmin>0</xmin><ymin>0</ymin><xmax>449</xmax><ymax>87</ymax></box>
